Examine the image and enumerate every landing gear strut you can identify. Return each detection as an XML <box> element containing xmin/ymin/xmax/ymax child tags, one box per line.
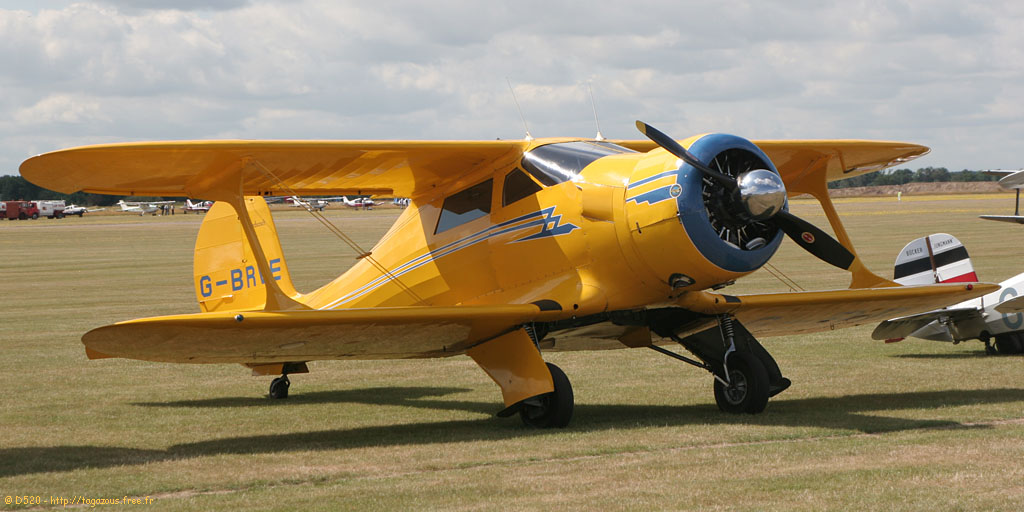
<box><xmin>651</xmin><ymin>314</ymin><xmax>788</xmax><ymax>414</ymax></box>
<box><xmin>269</xmin><ymin>375</ymin><xmax>290</xmax><ymax>399</ymax></box>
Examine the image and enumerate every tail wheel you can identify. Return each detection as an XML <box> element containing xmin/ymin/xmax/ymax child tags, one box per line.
<box><xmin>520</xmin><ymin>362</ymin><xmax>574</xmax><ymax>428</ymax></box>
<box><xmin>713</xmin><ymin>351</ymin><xmax>770</xmax><ymax>414</ymax></box>
<box><xmin>269</xmin><ymin>375</ymin><xmax>290</xmax><ymax>399</ymax></box>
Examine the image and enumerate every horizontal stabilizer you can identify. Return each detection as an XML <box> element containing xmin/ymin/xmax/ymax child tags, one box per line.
<box><xmin>995</xmin><ymin>295</ymin><xmax>1024</xmax><ymax>314</ymax></box>
<box><xmin>82</xmin><ymin>305</ymin><xmax>556</xmax><ymax>364</ymax></box>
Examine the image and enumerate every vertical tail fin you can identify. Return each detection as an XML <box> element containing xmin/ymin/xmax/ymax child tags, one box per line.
<box><xmin>193</xmin><ymin>196</ymin><xmax>301</xmax><ymax>312</ymax></box>
<box><xmin>893</xmin><ymin>233</ymin><xmax>978</xmax><ymax>285</ymax></box>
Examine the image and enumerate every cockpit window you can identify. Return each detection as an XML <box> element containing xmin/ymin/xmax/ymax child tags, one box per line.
<box><xmin>521</xmin><ymin>141</ymin><xmax>635</xmax><ymax>186</ymax></box>
<box><xmin>502</xmin><ymin>169</ymin><xmax>542</xmax><ymax>206</ymax></box>
<box><xmin>435</xmin><ymin>179</ymin><xmax>493</xmax><ymax>234</ymax></box>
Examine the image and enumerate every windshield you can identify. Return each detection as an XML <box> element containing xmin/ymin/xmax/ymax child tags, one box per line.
<box><xmin>521</xmin><ymin>141</ymin><xmax>634</xmax><ymax>186</ymax></box>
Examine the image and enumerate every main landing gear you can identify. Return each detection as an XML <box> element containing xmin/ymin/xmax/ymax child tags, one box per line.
<box><xmin>993</xmin><ymin>332</ymin><xmax>1024</xmax><ymax>355</ymax></box>
<box><xmin>518</xmin><ymin>363</ymin><xmax>574</xmax><ymax>428</ymax></box>
<box><xmin>650</xmin><ymin>314</ymin><xmax>790</xmax><ymax>414</ymax></box>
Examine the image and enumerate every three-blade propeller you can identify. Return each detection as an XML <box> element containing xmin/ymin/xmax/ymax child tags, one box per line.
<box><xmin>635</xmin><ymin>121</ymin><xmax>856</xmax><ymax>271</ymax></box>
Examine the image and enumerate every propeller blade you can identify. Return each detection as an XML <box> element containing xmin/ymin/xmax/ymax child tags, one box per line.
<box><xmin>635</xmin><ymin>120</ymin><xmax>736</xmax><ymax>189</ymax></box>
<box><xmin>772</xmin><ymin>211</ymin><xmax>856</xmax><ymax>270</ymax></box>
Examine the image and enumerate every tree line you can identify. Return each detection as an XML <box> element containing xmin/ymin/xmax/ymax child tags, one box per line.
<box><xmin>828</xmin><ymin>167</ymin><xmax>998</xmax><ymax>189</ymax></box>
<box><xmin>0</xmin><ymin>175</ymin><xmax>170</xmax><ymax>205</ymax></box>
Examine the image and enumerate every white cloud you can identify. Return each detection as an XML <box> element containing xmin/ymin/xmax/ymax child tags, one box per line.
<box><xmin>14</xmin><ymin>94</ymin><xmax>110</xmax><ymax>124</ymax></box>
<box><xmin>2</xmin><ymin>0</ymin><xmax>1024</xmax><ymax>174</ymax></box>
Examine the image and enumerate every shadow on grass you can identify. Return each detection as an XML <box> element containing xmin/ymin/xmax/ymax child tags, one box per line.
<box><xmin>133</xmin><ymin>386</ymin><xmax>493</xmax><ymax>414</ymax></box>
<box><xmin>891</xmin><ymin>352</ymin><xmax>994</xmax><ymax>359</ymax></box>
<box><xmin>5</xmin><ymin>386</ymin><xmax>1024</xmax><ymax>477</ymax></box>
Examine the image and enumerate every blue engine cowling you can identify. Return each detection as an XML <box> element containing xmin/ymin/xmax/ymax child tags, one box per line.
<box><xmin>623</xmin><ymin>133</ymin><xmax>785</xmax><ymax>288</ymax></box>
<box><xmin>677</xmin><ymin>133</ymin><xmax>785</xmax><ymax>273</ymax></box>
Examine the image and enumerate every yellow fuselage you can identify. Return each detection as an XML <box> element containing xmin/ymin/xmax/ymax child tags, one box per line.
<box><xmin>297</xmin><ymin>135</ymin><xmax>783</xmax><ymax>319</ymax></box>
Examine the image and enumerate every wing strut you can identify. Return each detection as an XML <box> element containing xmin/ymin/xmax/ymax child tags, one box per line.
<box><xmin>194</xmin><ymin>158</ymin><xmax>306</xmax><ymax>311</ymax></box>
<box><xmin>782</xmin><ymin>155</ymin><xmax>895</xmax><ymax>289</ymax></box>
<box><xmin>247</xmin><ymin>159</ymin><xmax>427</xmax><ymax>306</ymax></box>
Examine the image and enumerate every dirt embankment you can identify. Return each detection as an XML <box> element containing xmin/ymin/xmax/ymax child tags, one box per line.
<box><xmin>828</xmin><ymin>181</ymin><xmax>1005</xmax><ymax>197</ymax></box>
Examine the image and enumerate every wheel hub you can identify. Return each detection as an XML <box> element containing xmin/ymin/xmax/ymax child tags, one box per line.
<box><xmin>723</xmin><ymin>370</ymin><xmax>748</xmax><ymax>404</ymax></box>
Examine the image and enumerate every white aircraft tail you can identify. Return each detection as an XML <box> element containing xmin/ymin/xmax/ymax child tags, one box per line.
<box><xmin>893</xmin><ymin>233</ymin><xmax>978</xmax><ymax>285</ymax></box>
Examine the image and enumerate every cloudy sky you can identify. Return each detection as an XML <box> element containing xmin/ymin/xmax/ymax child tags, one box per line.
<box><xmin>2</xmin><ymin>1</ymin><xmax>1023</xmax><ymax>176</ymax></box>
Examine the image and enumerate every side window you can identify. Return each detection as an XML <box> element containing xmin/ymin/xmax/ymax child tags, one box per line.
<box><xmin>435</xmin><ymin>179</ymin><xmax>493</xmax><ymax>234</ymax></box>
<box><xmin>502</xmin><ymin>169</ymin><xmax>542</xmax><ymax>206</ymax></box>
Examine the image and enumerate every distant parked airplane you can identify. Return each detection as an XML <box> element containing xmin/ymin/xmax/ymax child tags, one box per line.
<box><xmin>873</xmin><ymin>233</ymin><xmax>1024</xmax><ymax>354</ymax></box>
<box><xmin>117</xmin><ymin>200</ymin><xmax>174</xmax><ymax>216</ymax></box>
<box><xmin>342</xmin><ymin>196</ymin><xmax>374</xmax><ymax>209</ymax></box>
<box><xmin>184</xmin><ymin>199</ymin><xmax>213</xmax><ymax>213</ymax></box>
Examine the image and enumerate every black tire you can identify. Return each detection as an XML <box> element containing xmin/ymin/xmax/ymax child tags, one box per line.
<box><xmin>520</xmin><ymin>362</ymin><xmax>574</xmax><ymax>428</ymax></box>
<box><xmin>1008</xmin><ymin>333</ymin><xmax>1024</xmax><ymax>354</ymax></box>
<box><xmin>713</xmin><ymin>351</ymin><xmax>770</xmax><ymax>414</ymax></box>
<box><xmin>994</xmin><ymin>334</ymin><xmax>1020</xmax><ymax>355</ymax></box>
<box><xmin>31</xmin><ymin>212</ymin><xmax>38</xmax><ymax>219</ymax></box>
<box><xmin>269</xmin><ymin>376</ymin><xmax>290</xmax><ymax>399</ymax></box>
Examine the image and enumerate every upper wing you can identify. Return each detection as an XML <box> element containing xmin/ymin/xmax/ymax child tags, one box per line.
<box><xmin>676</xmin><ymin>282</ymin><xmax>997</xmax><ymax>337</ymax></box>
<box><xmin>870</xmin><ymin>307</ymin><xmax>982</xmax><ymax>341</ymax></box>
<box><xmin>20</xmin><ymin>140</ymin><xmax>529</xmax><ymax>199</ymax></box>
<box><xmin>83</xmin><ymin>304</ymin><xmax>557</xmax><ymax>363</ymax></box>
<box><xmin>613</xmin><ymin>139</ymin><xmax>929</xmax><ymax>187</ymax></box>
<box><xmin>984</xmin><ymin>169</ymin><xmax>1024</xmax><ymax>189</ymax></box>
<box><xmin>22</xmin><ymin>137</ymin><xmax>925</xmax><ymax>199</ymax></box>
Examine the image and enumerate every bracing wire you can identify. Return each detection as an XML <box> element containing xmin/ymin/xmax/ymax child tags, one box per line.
<box><xmin>249</xmin><ymin>160</ymin><xmax>426</xmax><ymax>306</ymax></box>
<box><xmin>763</xmin><ymin>263</ymin><xmax>805</xmax><ymax>292</ymax></box>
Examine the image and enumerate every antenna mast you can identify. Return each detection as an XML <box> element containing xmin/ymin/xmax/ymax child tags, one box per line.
<box><xmin>588</xmin><ymin>82</ymin><xmax>605</xmax><ymax>141</ymax></box>
<box><xmin>506</xmin><ymin>78</ymin><xmax>533</xmax><ymax>141</ymax></box>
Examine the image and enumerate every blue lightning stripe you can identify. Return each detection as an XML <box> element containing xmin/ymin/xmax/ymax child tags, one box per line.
<box><xmin>626</xmin><ymin>185</ymin><xmax>676</xmax><ymax>206</ymax></box>
<box><xmin>626</xmin><ymin>170</ymin><xmax>678</xmax><ymax>190</ymax></box>
<box><xmin>320</xmin><ymin>206</ymin><xmax>579</xmax><ymax>309</ymax></box>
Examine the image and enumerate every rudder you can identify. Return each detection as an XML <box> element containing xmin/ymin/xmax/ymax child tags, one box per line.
<box><xmin>893</xmin><ymin>233</ymin><xmax>978</xmax><ymax>285</ymax></box>
<box><xmin>193</xmin><ymin>196</ymin><xmax>301</xmax><ymax>312</ymax></box>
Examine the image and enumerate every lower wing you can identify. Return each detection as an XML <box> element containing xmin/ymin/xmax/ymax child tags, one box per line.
<box><xmin>677</xmin><ymin>283</ymin><xmax>997</xmax><ymax>337</ymax></box>
<box><xmin>83</xmin><ymin>305</ymin><xmax>555</xmax><ymax>363</ymax></box>
<box><xmin>871</xmin><ymin>307</ymin><xmax>982</xmax><ymax>341</ymax></box>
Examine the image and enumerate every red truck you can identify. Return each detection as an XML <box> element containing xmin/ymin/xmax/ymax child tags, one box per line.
<box><xmin>2</xmin><ymin>201</ymin><xmax>41</xmax><ymax>220</ymax></box>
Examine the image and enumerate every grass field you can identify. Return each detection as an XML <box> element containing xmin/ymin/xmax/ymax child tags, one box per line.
<box><xmin>1</xmin><ymin>196</ymin><xmax>1022</xmax><ymax>511</ymax></box>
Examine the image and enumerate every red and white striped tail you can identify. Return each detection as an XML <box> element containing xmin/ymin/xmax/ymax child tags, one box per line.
<box><xmin>893</xmin><ymin>233</ymin><xmax>978</xmax><ymax>286</ymax></box>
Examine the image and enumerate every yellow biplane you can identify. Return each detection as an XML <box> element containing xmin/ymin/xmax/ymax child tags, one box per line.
<box><xmin>20</xmin><ymin>122</ymin><xmax>995</xmax><ymax>428</ymax></box>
